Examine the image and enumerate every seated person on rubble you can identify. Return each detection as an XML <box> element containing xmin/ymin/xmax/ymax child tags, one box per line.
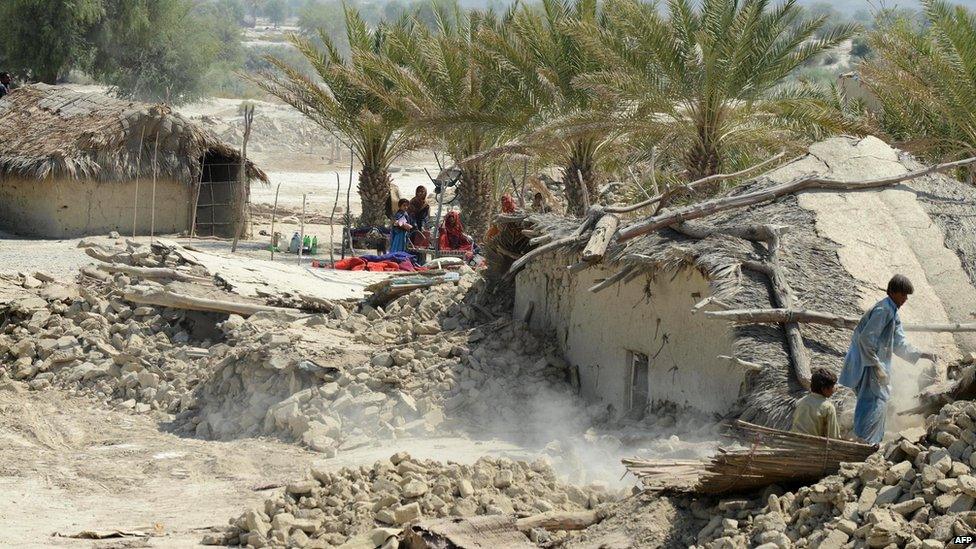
<box><xmin>791</xmin><ymin>367</ymin><xmax>840</xmax><ymax>439</ymax></box>
<box><xmin>437</xmin><ymin>210</ymin><xmax>473</xmax><ymax>252</ymax></box>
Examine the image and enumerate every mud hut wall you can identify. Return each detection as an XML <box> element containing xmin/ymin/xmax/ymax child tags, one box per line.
<box><xmin>0</xmin><ymin>176</ymin><xmax>191</xmax><ymax>238</ymax></box>
<box><xmin>515</xmin><ymin>254</ymin><xmax>743</xmax><ymax>416</ymax></box>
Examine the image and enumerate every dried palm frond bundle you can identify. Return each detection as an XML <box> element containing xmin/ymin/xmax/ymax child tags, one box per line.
<box><xmin>623</xmin><ymin>421</ymin><xmax>876</xmax><ymax>495</ymax></box>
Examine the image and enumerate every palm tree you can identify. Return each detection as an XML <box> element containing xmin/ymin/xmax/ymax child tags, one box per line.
<box><xmin>250</xmin><ymin>8</ymin><xmax>415</xmax><ymax>226</ymax></box>
<box><xmin>574</xmin><ymin>0</ymin><xmax>859</xmax><ymax>188</ymax></box>
<box><xmin>362</xmin><ymin>6</ymin><xmax>523</xmax><ymax>237</ymax></box>
<box><xmin>477</xmin><ymin>0</ymin><xmax>607</xmax><ymax>216</ymax></box>
<box><xmin>861</xmin><ymin>0</ymin><xmax>976</xmax><ymax>177</ymax></box>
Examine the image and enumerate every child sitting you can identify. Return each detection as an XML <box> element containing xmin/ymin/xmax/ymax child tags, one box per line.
<box><xmin>791</xmin><ymin>367</ymin><xmax>840</xmax><ymax>439</ymax></box>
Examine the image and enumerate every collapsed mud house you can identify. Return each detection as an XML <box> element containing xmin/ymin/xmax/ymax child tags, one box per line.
<box><xmin>504</xmin><ymin>136</ymin><xmax>976</xmax><ymax>429</ymax></box>
<box><xmin>0</xmin><ymin>84</ymin><xmax>267</xmax><ymax>238</ymax></box>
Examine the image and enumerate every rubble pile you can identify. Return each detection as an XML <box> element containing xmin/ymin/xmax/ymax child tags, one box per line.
<box><xmin>695</xmin><ymin>400</ymin><xmax>976</xmax><ymax>549</ymax></box>
<box><xmin>211</xmin><ymin>452</ymin><xmax>615</xmax><ymax>548</ymax></box>
<box><xmin>187</xmin><ymin>276</ymin><xmax>590</xmax><ymax>458</ymax></box>
<box><xmin>0</xmin><ymin>269</ymin><xmax>217</xmax><ymax>414</ymax></box>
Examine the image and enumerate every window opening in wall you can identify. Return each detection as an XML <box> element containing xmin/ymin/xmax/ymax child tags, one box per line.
<box><xmin>627</xmin><ymin>350</ymin><xmax>649</xmax><ymax>419</ymax></box>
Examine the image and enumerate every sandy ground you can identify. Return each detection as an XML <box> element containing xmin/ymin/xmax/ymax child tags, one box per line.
<box><xmin>0</xmin><ymin>388</ymin><xmax>534</xmax><ymax>547</ymax></box>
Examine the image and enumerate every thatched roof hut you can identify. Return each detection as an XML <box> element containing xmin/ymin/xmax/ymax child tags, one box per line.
<box><xmin>503</xmin><ymin>136</ymin><xmax>976</xmax><ymax>431</ymax></box>
<box><xmin>0</xmin><ymin>85</ymin><xmax>267</xmax><ymax>238</ymax></box>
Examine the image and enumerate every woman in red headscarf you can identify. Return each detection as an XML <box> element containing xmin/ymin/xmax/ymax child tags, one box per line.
<box><xmin>484</xmin><ymin>194</ymin><xmax>517</xmax><ymax>241</ymax></box>
<box><xmin>438</xmin><ymin>210</ymin><xmax>473</xmax><ymax>251</ymax></box>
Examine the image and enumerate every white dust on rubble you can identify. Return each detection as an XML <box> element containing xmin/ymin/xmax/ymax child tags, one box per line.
<box><xmin>204</xmin><ymin>451</ymin><xmax>615</xmax><ymax>547</ymax></box>
<box><xmin>694</xmin><ymin>399</ymin><xmax>976</xmax><ymax>549</ymax></box>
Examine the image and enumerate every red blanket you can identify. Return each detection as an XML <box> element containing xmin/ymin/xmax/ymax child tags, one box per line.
<box><xmin>333</xmin><ymin>257</ymin><xmax>419</xmax><ymax>272</ymax></box>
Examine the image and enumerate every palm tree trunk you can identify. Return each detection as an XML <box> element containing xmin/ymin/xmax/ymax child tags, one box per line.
<box><xmin>562</xmin><ymin>139</ymin><xmax>597</xmax><ymax>217</ymax></box>
<box><xmin>358</xmin><ymin>163</ymin><xmax>393</xmax><ymax>227</ymax></box>
<box><xmin>685</xmin><ymin>124</ymin><xmax>722</xmax><ymax>195</ymax></box>
<box><xmin>458</xmin><ymin>161</ymin><xmax>494</xmax><ymax>241</ymax></box>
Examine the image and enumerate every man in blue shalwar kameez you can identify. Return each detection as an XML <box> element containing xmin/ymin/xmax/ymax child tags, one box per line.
<box><xmin>839</xmin><ymin>275</ymin><xmax>938</xmax><ymax>444</ymax></box>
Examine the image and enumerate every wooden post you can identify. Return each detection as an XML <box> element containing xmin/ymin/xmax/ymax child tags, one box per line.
<box><xmin>330</xmin><ymin>172</ymin><xmax>340</xmax><ymax>266</ymax></box>
<box><xmin>298</xmin><ymin>192</ymin><xmax>308</xmax><ymax>265</ymax></box>
<box><xmin>231</xmin><ymin>104</ymin><xmax>254</xmax><ymax>253</ymax></box>
<box><xmin>150</xmin><ymin>133</ymin><xmax>160</xmax><ymax>244</ymax></box>
<box><xmin>189</xmin><ymin>166</ymin><xmax>204</xmax><ymax>239</ymax></box>
<box><xmin>269</xmin><ymin>182</ymin><xmax>281</xmax><ymax>260</ymax></box>
<box><xmin>132</xmin><ymin>126</ymin><xmax>146</xmax><ymax>238</ymax></box>
<box><xmin>427</xmin><ymin>167</ymin><xmax>447</xmax><ymax>254</ymax></box>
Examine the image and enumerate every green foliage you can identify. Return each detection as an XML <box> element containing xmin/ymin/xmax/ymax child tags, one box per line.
<box><xmin>252</xmin><ymin>7</ymin><xmax>418</xmax><ymax>223</ymax></box>
<box><xmin>266</xmin><ymin>0</ymin><xmax>288</xmax><ymax>27</ymax></box>
<box><xmin>0</xmin><ymin>0</ymin><xmax>104</xmax><ymax>83</ymax></box>
<box><xmin>850</xmin><ymin>35</ymin><xmax>872</xmax><ymax>59</ymax></box>
<box><xmin>87</xmin><ymin>0</ymin><xmax>240</xmax><ymax>104</ymax></box>
<box><xmin>574</xmin><ymin>0</ymin><xmax>861</xmax><ymax>183</ymax></box>
<box><xmin>862</xmin><ymin>0</ymin><xmax>976</xmax><ymax>167</ymax></box>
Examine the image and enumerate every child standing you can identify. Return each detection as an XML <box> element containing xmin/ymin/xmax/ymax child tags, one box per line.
<box><xmin>390</xmin><ymin>198</ymin><xmax>414</xmax><ymax>254</ymax></box>
<box><xmin>791</xmin><ymin>367</ymin><xmax>840</xmax><ymax>439</ymax></box>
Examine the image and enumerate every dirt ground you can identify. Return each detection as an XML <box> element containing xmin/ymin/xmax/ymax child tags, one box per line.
<box><xmin>0</xmin><ymin>386</ymin><xmax>533</xmax><ymax>547</ymax></box>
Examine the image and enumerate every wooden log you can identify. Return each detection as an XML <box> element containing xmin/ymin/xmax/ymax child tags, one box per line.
<box><xmin>742</xmin><ymin>260</ymin><xmax>811</xmax><ymax>389</ymax></box>
<box><xmin>718</xmin><ymin>355</ymin><xmax>763</xmax><ymax>372</ymax></box>
<box><xmin>705</xmin><ymin>308</ymin><xmax>857</xmax><ymax>329</ymax></box>
<box><xmin>122</xmin><ymin>287</ymin><xmax>298</xmax><ymax>316</ymax></box>
<box><xmin>672</xmin><ymin>221</ymin><xmax>787</xmax><ymax>245</ymax></box>
<box><xmin>515</xmin><ymin>510</ymin><xmax>602</xmax><ymax>532</ymax></box>
<box><xmin>588</xmin><ymin>266</ymin><xmax>635</xmax><ymax>293</ymax></box>
<box><xmin>581</xmin><ymin>214</ymin><xmax>619</xmax><ymax>263</ymax></box>
<box><xmin>83</xmin><ymin>246</ymin><xmax>131</xmax><ymax>265</ymax></box>
<box><xmin>617</xmin><ymin>156</ymin><xmax>976</xmax><ymax>242</ymax></box>
<box><xmin>704</xmin><ymin>307</ymin><xmax>976</xmax><ymax>333</ymax></box>
<box><xmin>506</xmin><ymin>234</ymin><xmax>588</xmax><ymax>277</ymax></box>
<box><xmin>691</xmin><ymin>295</ymin><xmax>732</xmax><ymax>314</ymax></box>
<box><xmin>96</xmin><ymin>263</ymin><xmax>210</xmax><ymax>283</ymax></box>
<box><xmin>606</xmin><ymin>152</ymin><xmax>787</xmax><ymax>214</ymax></box>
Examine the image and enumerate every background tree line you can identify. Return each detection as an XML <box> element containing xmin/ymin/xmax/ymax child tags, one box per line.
<box><xmin>3</xmin><ymin>0</ymin><xmax>976</xmax><ymax>237</ymax></box>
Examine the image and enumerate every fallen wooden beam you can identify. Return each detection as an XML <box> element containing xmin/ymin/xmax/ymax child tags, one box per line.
<box><xmin>617</xmin><ymin>156</ymin><xmax>976</xmax><ymax>242</ymax></box>
<box><xmin>581</xmin><ymin>213</ymin><xmax>619</xmax><ymax>263</ymax></box>
<box><xmin>605</xmin><ymin>152</ymin><xmax>788</xmax><ymax>215</ymax></box>
<box><xmin>705</xmin><ymin>308</ymin><xmax>857</xmax><ymax>329</ymax></box>
<box><xmin>743</xmin><ymin>261</ymin><xmax>811</xmax><ymax>389</ymax></box>
<box><xmin>704</xmin><ymin>307</ymin><xmax>976</xmax><ymax>333</ymax></box>
<box><xmin>122</xmin><ymin>287</ymin><xmax>298</xmax><ymax>316</ymax></box>
<box><xmin>515</xmin><ymin>510</ymin><xmax>603</xmax><ymax>532</ymax></box>
<box><xmin>83</xmin><ymin>246</ymin><xmax>132</xmax><ymax>265</ymax></box>
<box><xmin>96</xmin><ymin>263</ymin><xmax>210</xmax><ymax>283</ymax></box>
<box><xmin>718</xmin><ymin>355</ymin><xmax>763</xmax><ymax>372</ymax></box>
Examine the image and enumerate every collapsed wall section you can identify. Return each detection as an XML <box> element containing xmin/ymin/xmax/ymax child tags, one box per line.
<box><xmin>514</xmin><ymin>254</ymin><xmax>742</xmax><ymax>418</ymax></box>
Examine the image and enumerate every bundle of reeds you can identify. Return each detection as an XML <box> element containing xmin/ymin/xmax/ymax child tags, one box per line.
<box><xmin>623</xmin><ymin>421</ymin><xmax>876</xmax><ymax>495</ymax></box>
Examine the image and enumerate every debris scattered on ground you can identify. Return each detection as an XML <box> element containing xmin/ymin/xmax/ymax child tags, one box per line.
<box><xmin>213</xmin><ymin>452</ymin><xmax>617</xmax><ymax>548</ymax></box>
<box><xmin>693</xmin><ymin>399</ymin><xmax>976</xmax><ymax>548</ymax></box>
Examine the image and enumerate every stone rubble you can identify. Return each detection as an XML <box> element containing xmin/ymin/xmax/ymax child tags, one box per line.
<box><xmin>0</xmin><ymin>260</ymin><xmax>217</xmax><ymax>415</ymax></box>
<box><xmin>0</xmin><ymin>241</ymin><xmax>610</xmax><ymax>468</ymax></box>
<box><xmin>208</xmin><ymin>452</ymin><xmax>615</xmax><ymax>548</ymax></box>
<box><xmin>695</xmin><ymin>399</ymin><xmax>976</xmax><ymax>549</ymax></box>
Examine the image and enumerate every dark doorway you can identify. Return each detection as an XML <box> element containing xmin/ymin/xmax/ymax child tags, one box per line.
<box><xmin>194</xmin><ymin>152</ymin><xmax>243</xmax><ymax>238</ymax></box>
<box><xmin>628</xmin><ymin>350</ymin><xmax>650</xmax><ymax>419</ymax></box>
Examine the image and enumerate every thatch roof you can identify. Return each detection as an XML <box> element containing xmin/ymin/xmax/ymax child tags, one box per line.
<box><xmin>506</xmin><ymin>136</ymin><xmax>976</xmax><ymax>430</ymax></box>
<box><xmin>0</xmin><ymin>85</ymin><xmax>268</xmax><ymax>184</ymax></box>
